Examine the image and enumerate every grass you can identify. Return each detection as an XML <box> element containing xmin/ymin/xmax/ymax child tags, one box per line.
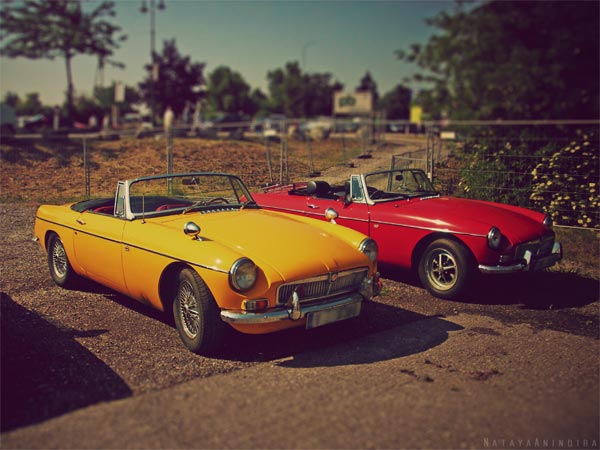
<box><xmin>554</xmin><ymin>227</ymin><xmax>599</xmax><ymax>279</ymax></box>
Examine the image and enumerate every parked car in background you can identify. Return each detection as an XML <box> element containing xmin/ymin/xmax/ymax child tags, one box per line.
<box><xmin>251</xmin><ymin>114</ymin><xmax>288</xmax><ymax>137</ymax></box>
<box><xmin>254</xmin><ymin>168</ymin><xmax>562</xmax><ymax>300</ymax></box>
<box><xmin>199</xmin><ymin>113</ymin><xmax>248</xmax><ymax>134</ymax></box>
<box><xmin>295</xmin><ymin>116</ymin><xmax>334</xmax><ymax>140</ymax></box>
<box><xmin>34</xmin><ymin>173</ymin><xmax>381</xmax><ymax>354</ymax></box>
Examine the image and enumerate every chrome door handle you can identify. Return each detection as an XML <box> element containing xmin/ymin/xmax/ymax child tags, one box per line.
<box><xmin>76</xmin><ymin>218</ymin><xmax>86</xmax><ymax>225</ymax></box>
<box><xmin>307</xmin><ymin>204</ymin><xmax>319</xmax><ymax>209</ymax></box>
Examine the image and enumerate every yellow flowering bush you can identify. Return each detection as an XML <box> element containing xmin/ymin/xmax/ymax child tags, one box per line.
<box><xmin>530</xmin><ymin>131</ymin><xmax>598</xmax><ymax>228</ymax></box>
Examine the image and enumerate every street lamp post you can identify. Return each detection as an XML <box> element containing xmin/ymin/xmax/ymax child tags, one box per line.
<box><xmin>140</xmin><ymin>0</ymin><xmax>165</xmax><ymax>127</ymax></box>
<box><xmin>302</xmin><ymin>41</ymin><xmax>316</xmax><ymax>72</ymax></box>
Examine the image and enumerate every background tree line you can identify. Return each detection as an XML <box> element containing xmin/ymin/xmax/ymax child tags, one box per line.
<box><xmin>2</xmin><ymin>0</ymin><xmax>598</xmax><ymax>125</ymax></box>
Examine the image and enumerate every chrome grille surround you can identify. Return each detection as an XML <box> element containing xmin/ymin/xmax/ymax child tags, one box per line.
<box><xmin>277</xmin><ymin>267</ymin><xmax>369</xmax><ymax>305</ymax></box>
<box><xmin>514</xmin><ymin>234</ymin><xmax>555</xmax><ymax>261</ymax></box>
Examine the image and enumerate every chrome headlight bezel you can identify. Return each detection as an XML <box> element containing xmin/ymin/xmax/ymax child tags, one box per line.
<box><xmin>229</xmin><ymin>258</ymin><xmax>257</xmax><ymax>292</ymax></box>
<box><xmin>359</xmin><ymin>238</ymin><xmax>378</xmax><ymax>263</ymax></box>
<box><xmin>487</xmin><ymin>226</ymin><xmax>502</xmax><ymax>250</ymax></box>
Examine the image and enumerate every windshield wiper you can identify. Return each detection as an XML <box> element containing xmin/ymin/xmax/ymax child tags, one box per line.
<box><xmin>181</xmin><ymin>200</ymin><xmax>205</xmax><ymax>215</ymax></box>
<box><xmin>240</xmin><ymin>200</ymin><xmax>257</xmax><ymax>210</ymax></box>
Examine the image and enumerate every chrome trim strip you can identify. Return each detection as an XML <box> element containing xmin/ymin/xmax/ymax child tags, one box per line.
<box><xmin>368</xmin><ymin>219</ymin><xmax>487</xmax><ymax>238</ymax></box>
<box><xmin>479</xmin><ymin>242</ymin><xmax>562</xmax><ymax>274</ymax></box>
<box><xmin>478</xmin><ymin>262</ymin><xmax>526</xmax><ymax>274</ymax></box>
<box><xmin>35</xmin><ymin>217</ymin><xmax>228</xmax><ymax>274</ymax></box>
<box><xmin>276</xmin><ymin>267</ymin><xmax>368</xmax><ymax>304</ymax></box>
<box><xmin>220</xmin><ymin>293</ymin><xmax>363</xmax><ymax>325</ymax></box>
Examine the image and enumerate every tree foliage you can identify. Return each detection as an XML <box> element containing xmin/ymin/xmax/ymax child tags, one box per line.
<box><xmin>0</xmin><ymin>0</ymin><xmax>127</xmax><ymax>120</ymax></box>
<box><xmin>267</xmin><ymin>62</ymin><xmax>342</xmax><ymax>117</ymax></box>
<box><xmin>206</xmin><ymin>66</ymin><xmax>258</xmax><ymax>117</ymax></box>
<box><xmin>398</xmin><ymin>1</ymin><xmax>599</xmax><ymax>120</ymax></box>
<box><xmin>138</xmin><ymin>39</ymin><xmax>205</xmax><ymax>119</ymax></box>
<box><xmin>355</xmin><ymin>71</ymin><xmax>379</xmax><ymax>108</ymax></box>
<box><xmin>2</xmin><ymin>91</ymin><xmax>46</xmax><ymax>115</ymax></box>
<box><xmin>379</xmin><ymin>85</ymin><xmax>411</xmax><ymax>120</ymax></box>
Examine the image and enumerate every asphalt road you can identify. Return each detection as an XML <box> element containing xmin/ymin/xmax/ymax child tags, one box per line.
<box><xmin>1</xmin><ymin>204</ymin><xmax>598</xmax><ymax>449</ymax></box>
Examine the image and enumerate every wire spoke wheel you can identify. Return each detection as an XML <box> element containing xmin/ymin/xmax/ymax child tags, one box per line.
<box><xmin>51</xmin><ymin>239</ymin><xmax>69</xmax><ymax>279</ymax></box>
<box><xmin>172</xmin><ymin>268</ymin><xmax>225</xmax><ymax>355</ymax></box>
<box><xmin>178</xmin><ymin>279</ymin><xmax>201</xmax><ymax>339</ymax></box>
<box><xmin>47</xmin><ymin>233</ymin><xmax>79</xmax><ymax>288</ymax></box>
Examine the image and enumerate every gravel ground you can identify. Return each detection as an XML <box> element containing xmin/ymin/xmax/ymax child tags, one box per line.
<box><xmin>1</xmin><ymin>202</ymin><xmax>598</xmax><ymax>444</ymax></box>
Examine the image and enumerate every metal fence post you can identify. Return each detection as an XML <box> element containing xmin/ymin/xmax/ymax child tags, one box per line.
<box><xmin>265</xmin><ymin>138</ymin><xmax>273</xmax><ymax>183</ymax></box>
<box><xmin>83</xmin><ymin>138</ymin><xmax>90</xmax><ymax>199</ymax></box>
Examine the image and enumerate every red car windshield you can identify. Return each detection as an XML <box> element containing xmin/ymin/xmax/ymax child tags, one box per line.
<box><xmin>364</xmin><ymin>169</ymin><xmax>438</xmax><ymax>201</ymax></box>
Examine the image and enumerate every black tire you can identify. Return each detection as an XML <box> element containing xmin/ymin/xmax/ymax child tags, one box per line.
<box><xmin>417</xmin><ymin>238</ymin><xmax>476</xmax><ymax>300</ymax></box>
<box><xmin>172</xmin><ymin>268</ymin><xmax>225</xmax><ymax>355</ymax></box>
<box><xmin>47</xmin><ymin>233</ymin><xmax>79</xmax><ymax>288</ymax></box>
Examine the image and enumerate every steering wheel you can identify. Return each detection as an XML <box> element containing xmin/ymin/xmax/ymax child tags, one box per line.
<box><xmin>207</xmin><ymin>197</ymin><xmax>229</xmax><ymax>205</ymax></box>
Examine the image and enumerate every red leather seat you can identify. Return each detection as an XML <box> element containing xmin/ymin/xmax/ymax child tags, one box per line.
<box><xmin>156</xmin><ymin>203</ymin><xmax>188</xmax><ymax>211</ymax></box>
<box><xmin>94</xmin><ymin>206</ymin><xmax>114</xmax><ymax>215</ymax></box>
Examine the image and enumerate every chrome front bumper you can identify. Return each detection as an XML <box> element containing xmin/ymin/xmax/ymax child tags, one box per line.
<box><xmin>478</xmin><ymin>242</ymin><xmax>562</xmax><ymax>275</ymax></box>
<box><xmin>220</xmin><ymin>293</ymin><xmax>363</xmax><ymax>328</ymax></box>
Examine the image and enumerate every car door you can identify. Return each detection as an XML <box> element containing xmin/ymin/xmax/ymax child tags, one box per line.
<box><xmin>72</xmin><ymin>210</ymin><xmax>127</xmax><ymax>293</ymax></box>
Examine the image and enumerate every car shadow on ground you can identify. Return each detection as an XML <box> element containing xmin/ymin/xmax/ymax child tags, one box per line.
<box><xmin>472</xmin><ymin>271</ymin><xmax>599</xmax><ymax>310</ymax></box>
<box><xmin>0</xmin><ymin>293</ymin><xmax>132</xmax><ymax>433</ymax></box>
<box><xmin>84</xmin><ymin>277</ymin><xmax>461</xmax><ymax>365</ymax></box>
<box><xmin>380</xmin><ymin>265</ymin><xmax>599</xmax><ymax>309</ymax></box>
<box><xmin>218</xmin><ymin>302</ymin><xmax>463</xmax><ymax>365</ymax></box>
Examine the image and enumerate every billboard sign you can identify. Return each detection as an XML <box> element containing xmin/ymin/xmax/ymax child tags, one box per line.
<box><xmin>334</xmin><ymin>92</ymin><xmax>373</xmax><ymax>115</ymax></box>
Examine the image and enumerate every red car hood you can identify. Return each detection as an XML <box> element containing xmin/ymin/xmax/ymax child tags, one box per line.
<box><xmin>384</xmin><ymin>196</ymin><xmax>549</xmax><ymax>243</ymax></box>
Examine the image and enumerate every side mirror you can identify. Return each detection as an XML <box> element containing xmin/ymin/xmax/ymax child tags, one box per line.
<box><xmin>184</xmin><ymin>221</ymin><xmax>202</xmax><ymax>240</ymax></box>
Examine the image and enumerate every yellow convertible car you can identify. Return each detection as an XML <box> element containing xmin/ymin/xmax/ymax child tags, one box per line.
<box><xmin>34</xmin><ymin>173</ymin><xmax>381</xmax><ymax>354</ymax></box>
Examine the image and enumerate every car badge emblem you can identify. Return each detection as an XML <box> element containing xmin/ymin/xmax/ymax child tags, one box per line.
<box><xmin>330</xmin><ymin>272</ymin><xmax>339</xmax><ymax>283</ymax></box>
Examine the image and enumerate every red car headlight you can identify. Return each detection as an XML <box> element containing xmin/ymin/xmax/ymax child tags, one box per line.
<box><xmin>487</xmin><ymin>227</ymin><xmax>502</xmax><ymax>250</ymax></box>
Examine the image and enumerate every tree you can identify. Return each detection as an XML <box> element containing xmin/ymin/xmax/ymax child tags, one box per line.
<box><xmin>266</xmin><ymin>62</ymin><xmax>343</xmax><ymax>118</ymax></box>
<box><xmin>397</xmin><ymin>1</ymin><xmax>599</xmax><ymax>120</ymax></box>
<box><xmin>267</xmin><ymin>62</ymin><xmax>306</xmax><ymax>117</ymax></box>
<box><xmin>379</xmin><ymin>85</ymin><xmax>412</xmax><ymax>120</ymax></box>
<box><xmin>18</xmin><ymin>93</ymin><xmax>45</xmax><ymax>116</ymax></box>
<box><xmin>206</xmin><ymin>66</ymin><xmax>257</xmax><ymax>117</ymax></box>
<box><xmin>2</xmin><ymin>92</ymin><xmax>19</xmax><ymax>108</ymax></box>
<box><xmin>356</xmin><ymin>72</ymin><xmax>379</xmax><ymax>109</ymax></box>
<box><xmin>94</xmin><ymin>83</ymin><xmax>140</xmax><ymax>114</ymax></box>
<box><xmin>0</xmin><ymin>0</ymin><xmax>127</xmax><ymax>122</ymax></box>
<box><xmin>304</xmin><ymin>73</ymin><xmax>343</xmax><ymax>117</ymax></box>
<box><xmin>138</xmin><ymin>39</ymin><xmax>205</xmax><ymax>121</ymax></box>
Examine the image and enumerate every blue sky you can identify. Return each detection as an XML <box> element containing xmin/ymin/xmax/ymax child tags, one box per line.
<box><xmin>0</xmin><ymin>0</ymin><xmax>455</xmax><ymax>106</ymax></box>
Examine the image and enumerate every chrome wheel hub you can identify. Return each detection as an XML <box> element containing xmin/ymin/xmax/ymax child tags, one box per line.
<box><xmin>427</xmin><ymin>249</ymin><xmax>458</xmax><ymax>291</ymax></box>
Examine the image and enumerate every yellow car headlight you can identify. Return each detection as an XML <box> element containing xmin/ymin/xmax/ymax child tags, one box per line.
<box><xmin>359</xmin><ymin>238</ymin><xmax>378</xmax><ymax>263</ymax></box>
<box><xmin>229</xmin><ymin>258</ymin><xmax>257</xmax><ymax>292</ymax></box>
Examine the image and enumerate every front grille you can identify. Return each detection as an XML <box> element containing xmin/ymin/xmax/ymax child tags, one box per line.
<box><xmin>277</xmin><ymin>268</ymin><xmax>368</xmax><ymax>304</ymax></box>
<box><xmin>515</xmin><ymin>235</ymin><xmax>555</xmax><ymax>260</ymax></box>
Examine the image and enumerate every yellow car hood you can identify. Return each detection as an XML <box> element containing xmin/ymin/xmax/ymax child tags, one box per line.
<box><xmin>152</xmin><ymin>208</ymin><xmax>368</xmax><ymax>281</ymax></box>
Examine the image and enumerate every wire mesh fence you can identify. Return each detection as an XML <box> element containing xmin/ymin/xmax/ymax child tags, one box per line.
<box><xmin>1</xmin><ymin>119</ymin><xmax>597</xmax><ymax>228</ymax></box>
<box><xmin>390</xmin><ymin>122</ymin><xmax>599</xmax><ymax>229</ymax></box>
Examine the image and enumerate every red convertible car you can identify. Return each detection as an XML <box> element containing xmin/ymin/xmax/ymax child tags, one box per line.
<box><xmin>254</xmin><ymin>168</ymin><xmax>562</xmax><ymax>300</ymax></box>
